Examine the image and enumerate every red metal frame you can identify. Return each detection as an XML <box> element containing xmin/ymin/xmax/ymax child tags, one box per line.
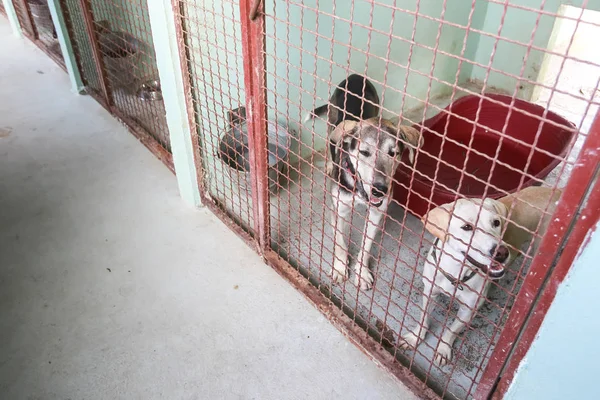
<box><xmin>239</xmin><ymin>0</ymin><xmax>270</xmax><ymax>251</ymax></box>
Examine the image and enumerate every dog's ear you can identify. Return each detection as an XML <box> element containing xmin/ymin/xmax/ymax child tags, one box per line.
<box><xmin>398</xmin><ymin>126</ymin><xmax>423</xmax><ymax>164</ymax></box>
<box><xmin>422</xmin><ymin>203</ymin><xmax>453</xmax><ymax>242</ymax></box>
<box><xmin>330</xmin><ymin>120</ymin><xmax>358</xmax><ymax>144</ymax></box>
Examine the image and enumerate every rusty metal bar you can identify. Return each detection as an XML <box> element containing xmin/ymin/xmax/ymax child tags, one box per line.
<box><xmin>77</xmin><ymin>0</ymin><xmax>111</xmax><ymax>106</ymax></box>
<box><xmin>239</xmin><ymin>0</ymin><xmax>270</xmax><ymax>252</ymax></box>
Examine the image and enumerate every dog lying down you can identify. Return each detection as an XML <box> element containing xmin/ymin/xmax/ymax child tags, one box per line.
<box><xmin>305</xmin><ymin>74</ymin><xmax>423</xmax><ymax>290</ymax></box>
<box><xmin>400</xmin><ymin>186</ymin><xmax>562</xmax><ymax>366</ymax></box>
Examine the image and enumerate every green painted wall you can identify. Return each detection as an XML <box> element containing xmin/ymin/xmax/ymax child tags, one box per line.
<box><xmin>181</xmin><ymin>0</ymin><xmax>475</xmax><ymax>161</ymax></box>
<box><xmin>464</xmin><ymin>0</ymin><xmax>600</xmax><ymax>99</ymax></box>
<box><xmin>179</xmin><ymin>0</ymin><xmax>600</xmax><ymax>160</ymax></box>
<box><xmin>266</xmin><ymin>0</ymin><xmax>474</xmax><ymax>155</ymax></box>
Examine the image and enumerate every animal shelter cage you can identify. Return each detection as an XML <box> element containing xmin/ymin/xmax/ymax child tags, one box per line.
<box><xmin>172</xmin><ymin>1</ymin><xmax>599</xmax><ymax>399</ymax></box>
<box><xmin>9</xmin><ymin>0</ymin><xmax>65</xmax><ymax>67</ymax></box>
<box><xmin>3</xmin><ymin>0</ymin><xmax>172</xmax><ymax>168</ymax></box>
<box><xmin>59</xmin><ymin>0</ymin><xmax>172</xmax><ymax>167</ymax></box>
<box><xmin>2</xmin><ymin>0</ymin><xmax>600</xmax><ymax>398</ymax></box>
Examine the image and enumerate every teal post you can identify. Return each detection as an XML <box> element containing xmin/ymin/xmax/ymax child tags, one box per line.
<box><xmin>147</xmin><ymin>0</ymin><xmax>201</xmax><ymax>207</ymax></box>
<box><xmin>2</xmin><ymin>0</ymin><xmax>23</xmax><ymax>38</ymax></box>
<box><xmin>47</xmin><ymin>0</ymin><xmax>85</xmax><ymax>93</ymax></box>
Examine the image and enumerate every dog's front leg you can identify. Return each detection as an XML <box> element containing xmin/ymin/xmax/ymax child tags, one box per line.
<box><xmin>331</xmin><ymin>196</ymin><xmax>351</xmax><ymax>283</ymax></box>
<box><xmin>434</xmin><ymin>298</ymin><xmax>481</xmax><ymax>366</ymax></box>
<box><xmin>400</xmin><ymin>282</ymin><xmax>437</xmax><ymax>350</ymax></box>
<box><xmin>353</xmin><ymin>206</ymin><xmax>383</xmax><ymax>290</ymax></box>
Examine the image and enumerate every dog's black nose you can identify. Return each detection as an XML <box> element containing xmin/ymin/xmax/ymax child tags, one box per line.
<box><xmin>371</xmin><ymin>183</ymin><xmax>389</xmax><ymax>198</ymax></box>
<box><xmin>490</xmin><ymin>245</ymin><xmax>509</xmax><ymax>263</ymax></box>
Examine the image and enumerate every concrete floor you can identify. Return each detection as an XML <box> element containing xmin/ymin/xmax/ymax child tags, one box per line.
<box><xmin>0</xmin><ymin>20</ymin><xmax>416</xmax><ymax>400</ymax></box>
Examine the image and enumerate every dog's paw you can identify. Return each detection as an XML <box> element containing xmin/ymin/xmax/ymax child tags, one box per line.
<box><xmin>434</xmin><ymin>342</ymin><xmax>453</xmax><ymax>367</ymax></box>
<box><xmin>399</xmin><ymin>330</ymin><xmax>422</xmax><ymax>350</ymax></box>
<box><xmin>353</xmin><ymin>265</ymin><xmax>374</xmax><ymax>290</ymax></box>
<box><xmin>331</xmin><ymin>260</ymin><xmax>348</xmax><ymax>284</ymax></box>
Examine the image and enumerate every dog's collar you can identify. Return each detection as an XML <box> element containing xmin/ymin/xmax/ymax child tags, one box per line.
<box><xmin>340</xmin><ymin>153</ymin><xmax>370</xmax><ymax>203</ymax></box>
<box><xmin>432</xmin><ymin>239</ymin><xmax>477</xmax><ymax>291</ymax></box>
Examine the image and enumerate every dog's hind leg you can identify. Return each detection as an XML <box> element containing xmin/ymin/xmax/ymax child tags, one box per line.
<box><xmin>331</xmin><ymin>194</ymin><xmax>351</xmax><ymax>284</ymax></box>
<box><xmin>353</xmin><ymin>206</ymin><xmax>383</xmax><ymax>290</ymax></box>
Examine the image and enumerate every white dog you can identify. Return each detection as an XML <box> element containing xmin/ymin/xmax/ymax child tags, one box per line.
<box><xmin>400</xmin><ymin>187</ymin><xmax>561</xmax><ymax>366</ymax></box>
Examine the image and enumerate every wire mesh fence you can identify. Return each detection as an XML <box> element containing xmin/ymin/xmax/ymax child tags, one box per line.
<box><xmin>9</xmin><ymin>0</ymin><xmax>66</xmax><ymax>67</ymax></box>
<box><xmin>171</xmin><ymin>0</ymin><xmax>599</xmax><ymax>398</ymax></box>
<box><xmin>173</xmin><ymin>0</ymin><xmax>258</xmax><ymax>236</ymax></box>
<box><xmin>59</xmin><ymin>0</ymin><xmax>172</xmax><ymax>165</ymax></box>
<box><xmin>28</xmin><ymin>0</ymin><xmax>63</xmax><ymax>64</ymax></box>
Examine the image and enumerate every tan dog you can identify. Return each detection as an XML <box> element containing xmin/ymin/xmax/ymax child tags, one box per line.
<box><xmin>327</xmin><ymin>118</ymin><xmax>422</xmax><ymax>290</ymax></box>
<box><xmin>400</xmin><ymin>186</ymin><xmax>562</xmax><ymax>365</ymax></box>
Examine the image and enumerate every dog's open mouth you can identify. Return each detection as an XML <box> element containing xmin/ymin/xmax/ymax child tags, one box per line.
<box><xmin>481</xmin><ymin>260</ymin><xmax>506</xmax><ymax>279</ymax></box>
<box><xmin>369</xmin><ymin>196</ymin><xmax>384</xmax><ymax>207</ymax></box>
<box><xmin>464</xmin><ymin>253</ymin><xmax>506</xmax><ymax>280</ymax></box>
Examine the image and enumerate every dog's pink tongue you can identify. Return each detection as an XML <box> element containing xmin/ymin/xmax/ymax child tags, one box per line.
<box><xmin>370</xmin><ymin>197</ymin><xmax>382</xmax><ymax>205</ymax></box>
<box><xmin>490</xmin><ymin>261</ymin><xmax>504</xmax><ymax>273</ymax></box>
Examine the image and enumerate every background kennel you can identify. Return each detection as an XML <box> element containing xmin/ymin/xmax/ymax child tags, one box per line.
<box><xmin>6</xmin><ymin>0</ymin><xmax>65</xmax><ymax>67</ymax></box>
<box><xmin>2</xmin><ymin>0</ymin><xmax>173</xmax><ymax>169</ymax></box>
<box><xmin>57</xmin><ymin>0</ymin><xmax>173</xmax><ymax>167</ymax></box>
<box><xmin>170</xmin><ymin>0</ymin><xmax>600</xmax><ymax>399</ymax></box>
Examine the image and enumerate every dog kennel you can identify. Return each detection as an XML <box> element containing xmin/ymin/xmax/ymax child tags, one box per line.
<box><xmin>3</xmin><ymin>0</ymin><xmax>172</xmax><ymax>168</ymax></box>
<box><xmin>3</xmin><ymin>0</ymin><xmax>599</xmax><ymax>398</ymax></box>
<box><xmin>58</xmin><ymin>0</ymin><xmax>172</xmax><ymax>165</ymax></box>
<box><xmin>7</xmin><ymin>0</ymin><xmax>65</xmax><ymax>67</ymax></box>
<box><xmin>170</xmin><ymin>1</ymin><xmax>600</xmax><ymax>399</ymax></box>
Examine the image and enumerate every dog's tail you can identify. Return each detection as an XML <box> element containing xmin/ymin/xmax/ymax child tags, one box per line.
<box><xmin>303</xmin><ymin>104</ymin><xmax>328</xmax><ymax>123</ymax></box>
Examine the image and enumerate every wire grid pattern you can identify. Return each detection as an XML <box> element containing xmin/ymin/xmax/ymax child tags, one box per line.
<box><xmin>174</xmin><ymin>0</ymin><xmax>256</xmax><ymax>234</ymax></box>
<box><xmin>262</xmin><ymin>2</ymin><xmax>598</xmax><ymax>398</ymax></box>
<box><xmin>60</xmin><ymin>0</ymin><xmax>103</xmax><ymax>94</ymax></box>
<box><xmin>0</xmin><ymin>2</ymin><xmax>6</xmax><ymax>15</ymax></box>
<box><xmin>27</xmin><ymin>0</ymin><xmax>65</xmax><ymax>66</ymax></box>
<box><xmin>175</xmin><ymin>0</ymin><xmax>600</xmax><ymax>398</ymax></box>
<box><xmin>86</xmin><ymin>0</ymin><xmax>170</xmax><ymax>150</ymax></box>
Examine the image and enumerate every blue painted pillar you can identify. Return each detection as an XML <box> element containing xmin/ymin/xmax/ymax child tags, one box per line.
<box><xmin>147</xmin><ymin>0</ymin><xmax>201</xmax><ymax>207</ymax></box>
<box><xmin>47</xmin><ymin>0</ymin><xmax>85</xmax><ymax>93</ymax></box>
<box><xmin>2</xmin><ymin>0</ymin><xmax>24</xmax><ymax>37</ymax></box>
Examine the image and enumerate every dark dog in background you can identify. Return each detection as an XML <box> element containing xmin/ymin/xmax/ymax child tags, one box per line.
<box><xmin>305</xmin><ymin>74</ymin><xmax>380</xmax><ymax>176</ymax></box>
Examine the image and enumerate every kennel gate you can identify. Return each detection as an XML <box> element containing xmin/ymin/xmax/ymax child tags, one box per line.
<box><xmin>8</xmin><ymin>0</ymin><xmax>66</xmax><ymax>67</ymax></box>
<box><xmin>173</xmin><ymin>0</ymin><xmax>600</xmax><ymax>399</ymax></box>
<box><xmin>57</xmin><ymin>0</ymin><xmax>173</xmax><ymax>169</ymax></box>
